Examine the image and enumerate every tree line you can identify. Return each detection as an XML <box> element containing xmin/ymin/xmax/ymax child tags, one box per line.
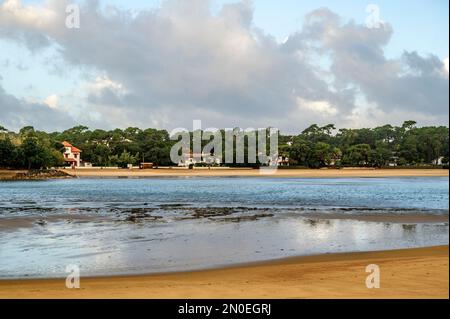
<box><xmin>0</xmin><ymin>121</ymin><xmax>448</xmax><ymax>169</ymax></box>
<box><xmin>280</xmin><ymin>121</ymin><xmax>448</xmax><ymax>168</ymax></box>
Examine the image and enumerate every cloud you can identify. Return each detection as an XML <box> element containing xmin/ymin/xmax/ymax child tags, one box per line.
<box><xmin>296</xmin><ymin>98</ymin><xmax>337</xmax><ymax>116</ymax></box>
<box><xmin>86</xmin><ymin>76</ymin><xmax>128</xmax><ymax>106</ymax></box>
<box><xmin>0</xmin><ymin>0</ymin><xmax>59</xmax><ymax>50</ymax></box>
<box><xmin>43</xmin><ymin>94</ymin><xmax>58</xmax><ymax>108</ymax></box>
<box><xmin>288</xmin><ymin>8</ymin><xmax>449</xmax><ymax>126</ymax></box>
<box><xmin>0</xmin><ymin>83</ymin><xmax>75</xmax><ymax>131</ymax></box>
<box><xmin>0</xmin><ymin>0</ymin><xmax>448</xmax><ymax>132</ymax></box>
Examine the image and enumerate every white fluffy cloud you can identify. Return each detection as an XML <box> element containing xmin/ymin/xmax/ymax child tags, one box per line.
<box><xmin>43</xmin><ymin>94</ymin><xmax>58</xmax><ymax>108</ymax></box>
<box><xmin>0</xmin><ymin>0</ymin><xmax>448</xmax><ymax>132</ymax></box>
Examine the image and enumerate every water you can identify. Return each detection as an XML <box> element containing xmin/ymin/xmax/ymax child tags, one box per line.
<box><xmin>0</xmin><ymin>177</ymin><xmax>448</xmax><ymax>278</ymax></box>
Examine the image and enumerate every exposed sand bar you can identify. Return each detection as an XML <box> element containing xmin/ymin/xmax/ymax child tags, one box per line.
<box><xmin>65</xmin><ymin>168</ymin><xmax>449</xmax><ymax>178</ymax></box>
<box><xmin>1</xmin><ymin>246</ymin><xmax>447</xmax><ymax>299</ymax></box>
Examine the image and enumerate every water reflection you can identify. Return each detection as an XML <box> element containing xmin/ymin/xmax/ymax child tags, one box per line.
<box><xmin>402</xmin><ymin>224</ymin><xmax>417</xmax><ymax>234</ymax></box>
<box><xmin>0</xmin><ymin>177</ymin><xmax>448</xmax><ymax>278</ymax></box>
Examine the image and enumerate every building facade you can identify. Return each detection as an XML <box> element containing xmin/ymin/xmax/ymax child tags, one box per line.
<box><xmin>62</xmin><ymin>141</ymin><xmax>82</xmax><ymax>167</ymax></box>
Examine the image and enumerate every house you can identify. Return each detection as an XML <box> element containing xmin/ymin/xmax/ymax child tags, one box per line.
<box><xmin>387</xmin><ymin>156</ymin><xmax>399</xmax><ymax>167</ymax></box>
<box><xmin>62</xmin><ymin>141</ymin><xmax>82</xmax><ymax>167</ymax></box>
<box><xmin>178</xmin><ymin>152</ymin><xmax>221</xmax><ymax>167</ymax></box>
<box><xmin>432</xmin><ymin>157</ymin><xmax>445</xmax><ymax>165</ymax></box>
<box><xmin>277</xmin><ymin>156</ymin><xmax>290</xmax><ymax>166</ymax></box>
<box><xmin>266</xmin><ymin>155</ymin><xmax>289</xmax><ymax>167</ymax></box>
<box><xmin>178</xmin><ymin>153</ymin><xmax>201</xmax><ymax>167</ymax></box>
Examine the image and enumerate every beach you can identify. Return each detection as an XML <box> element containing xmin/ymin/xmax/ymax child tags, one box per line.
<box><xmin>0</xmin><ymin>0</ymin><xmax>447</xmax><ymax>303</ymax></box>
<box><xmin>1</xmin><ymin>171</ymin><xmax>448</xmax><ymax>299</ymax></box>
<box><xmin>0</xmin><ymin>245</ymin><xmax>447</xmax><ymax>299</ymax></box>
<box><xmin>1</xmin><ymin>168</ymin><xmax>448</xmax><ymax>180</ymax></box>
<box><xmin>65</xmin><ymin>168</ymin><xmax>449</xmax><ymax>178</ymax></box>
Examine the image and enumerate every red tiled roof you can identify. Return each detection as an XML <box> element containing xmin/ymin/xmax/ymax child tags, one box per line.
<box><xmin>62</xmin><ymin>141</ymin><xmax>81</xmax><ymax>153</ymax></box>
<box><xmin>64</xmin><ymin>158</ymin><xmax>77</xmax><ymax>162</ymax></box>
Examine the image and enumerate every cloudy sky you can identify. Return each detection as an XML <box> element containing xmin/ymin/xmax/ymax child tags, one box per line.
<box><xmin>0</xmin><ymin>0</ymin><xmax>448</xmax><ymax>133</ymax></box>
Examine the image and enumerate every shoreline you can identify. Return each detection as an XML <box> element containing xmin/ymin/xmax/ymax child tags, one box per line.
<box><xmin>1</xmin><ymin>212</ymin><xmax>447</xmax><ymax>233</ymax></box>
<box><xmin>1</xmin><ymin>168</ymin><xmax>448</xmax><ymax>180</ymax></box>
<box><xmin>1</xmin><ymin>245</ymin><xmax>448</xmax><ymax>299</ymax></box>
<box><xmin>68</xmin><ymin>168</ymin><xmax>449</xmax><ymax>179</ymax></box>
<box><xmin>0</xmin><ymin>169</ymin><xmax>74</xmax><ymax>181</ymax></box>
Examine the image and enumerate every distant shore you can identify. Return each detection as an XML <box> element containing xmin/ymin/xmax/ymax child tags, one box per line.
<box><xmin>1</xmin><ymin>168</ymin><xmax>448</xmax><ymax>180</ymax></box>
<box><xmin>65</xmin><ymin>167</ymin><xmax>449</xmax><ymax>178</ymax></box>
<box><xmin>1</xmin><ymin>245</ymin><xmax>447</xmax><ymax>299</ymax></box>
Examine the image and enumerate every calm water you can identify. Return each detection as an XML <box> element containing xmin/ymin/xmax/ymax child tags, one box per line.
<box><xmin>0</xmin><ymin>177</ymin><xmax>448</xmax><ymax>278</ymax></box>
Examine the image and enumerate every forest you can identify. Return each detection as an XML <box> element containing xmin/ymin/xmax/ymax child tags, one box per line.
<box><xmin>0</xmin><ymin>121</ymin><xmax>448</xmax><ymax>169</ymax></box>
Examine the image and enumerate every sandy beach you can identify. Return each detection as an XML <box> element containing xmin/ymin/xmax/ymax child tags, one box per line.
<box><xmin>63</xmin><ymin>168</ymin><xmax>449</xmax><ymax>178</ymax></box>
<box><xmin>1</xmin><ymin>168</ymin><xmax>447</xmax><ymax>180</ymax></box>
<box><xmin>1</xmin><ymin>169</ymin><xmax>448</xmax><ymax>299</ymax></box>
<box><xmin>0</xmin><ymin>246</ymin><xmax>447</xmax><ymax>299</ymax></box>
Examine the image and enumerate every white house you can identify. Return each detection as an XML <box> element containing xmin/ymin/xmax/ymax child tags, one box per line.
<box><xmin>62</xmin><ymin>141</ymin><xmax>82</xmax><ymax>167</ymax></box>
<box><xmin>432</xmin><ymin>156</ymin><xmax>445</xmax><ymax>165</ymax></box>
<box><xmin>277</xmin><ymin>156</ymin><xmax>290</xmax><ymax>166</ymax></box>
<box><xmin>178</xmin><ymin>152</ymin><xmax>221</xmax><ymax>167</ymax></box>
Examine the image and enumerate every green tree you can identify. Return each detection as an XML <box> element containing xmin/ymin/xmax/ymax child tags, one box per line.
<box><xmin>117</xmin><ymin>150</ymin><xmax>138</xmax><ymax>168</ymax></box>
<box><xmin>371</xmin><ymin>141</ymin><xmax>392</xmax><ymax>167</ymax></box>
<box><xmin>20</xmin><ymin>137</ymin><xmax>45</xmax><ymax>169</ymax></box>
<box><xmin>0</xmin><ymin>138</ymin><xmax>16</xmax><ymax>168</ymax></box>
<box><xmin>343</xmin><ymin>144</ymin><xmax>372</xmax><ymax>166</ymax></box>
<box><xmin>311</xmin><ymin>142</ymin><xmax>331</xmax><ymax>168</ymax></box>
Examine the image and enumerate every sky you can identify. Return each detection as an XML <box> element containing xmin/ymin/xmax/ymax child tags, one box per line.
<box><xmin>0</xmin><ymin>0</ymin><xmax>448</xmax><ymax>133</ymax></box>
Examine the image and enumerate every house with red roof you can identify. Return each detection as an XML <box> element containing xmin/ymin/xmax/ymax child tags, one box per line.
<box><xmin>62</xmin><ymin>141</ymin><xmax>82</xmax><ymax>167</ymax></box>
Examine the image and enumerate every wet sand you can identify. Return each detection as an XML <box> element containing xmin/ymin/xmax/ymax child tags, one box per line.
<box><xmin>0</xmin><ymin>214</ymin><xmax>97</xmax><ymax>231</ymax></box>
<box><xmin>66</xmin><ymin>168</ymin><xmax>449</xmax><ymax>178</ymax></box>
<box><xmin>0</xmin><ymin>245</ymin><xmax>447</xmax><ymax>299</ymax></box>
<box><xmin>300</xmin><ymin>213</ymin><xmax>449</xmax><ymax>223</ymax></box>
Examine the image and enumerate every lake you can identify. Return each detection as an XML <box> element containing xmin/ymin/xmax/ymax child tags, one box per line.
<box><xmin>0</xmin><ymin>177</ymin><xmax>448</xmax><ymax>278</ymax></box>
